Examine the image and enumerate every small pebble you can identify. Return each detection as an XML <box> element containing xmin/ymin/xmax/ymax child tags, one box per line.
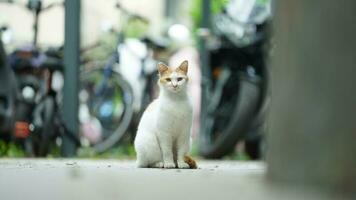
<box><xmin>66</xmin><ymin>162</ymin><xmax>77</xmax><ymax>166</ymax></box>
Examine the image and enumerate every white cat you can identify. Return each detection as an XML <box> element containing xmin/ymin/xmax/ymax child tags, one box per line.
<box><xmin>134</xmin><ymin>60</ymin><xmax>197</xmax><ymax>169</ymax></box>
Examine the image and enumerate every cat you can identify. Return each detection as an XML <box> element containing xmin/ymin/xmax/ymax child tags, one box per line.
<box><xmin>134</xmin><ymin>60</ymin><xmax>197</xmax><ymax>169</ymax></box>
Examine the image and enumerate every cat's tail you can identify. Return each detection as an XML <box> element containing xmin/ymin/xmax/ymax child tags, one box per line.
<box><xmin>184</xmin><ymin>155</ymin><xmax>198</xmax><ymax>169</ymax></box>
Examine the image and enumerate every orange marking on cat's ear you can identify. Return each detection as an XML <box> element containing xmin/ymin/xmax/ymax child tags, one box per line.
<box><xmin>176</xmin><ymin>60</ymin><xmax>188</xmax><ymax>75</ymax></box>
<box><xmin>157</xmin><ymin>62</ymin><xmax>170</xmax><ymax>76</ymax></box>
<box><xmin>157</xmin><ymin>62</ymin><xmax>173</xmax><ymax>84</ymax></box>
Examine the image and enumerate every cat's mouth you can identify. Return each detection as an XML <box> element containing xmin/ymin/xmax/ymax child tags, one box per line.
<box><xmin>171</xmin><ymin>87</ymin><xmax>179</xmax><ymax>92</ymax></box>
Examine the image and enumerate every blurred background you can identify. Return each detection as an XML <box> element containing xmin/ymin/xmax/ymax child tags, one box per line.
<box><xmin>1</xmin><ymin>0</ymin><xmax>356</xmax><ymax>197</ymax></box>
<box><xmin>0</xmin><ymin>0</ymin><xmax>271</xmax><ymax>160</ymax></box>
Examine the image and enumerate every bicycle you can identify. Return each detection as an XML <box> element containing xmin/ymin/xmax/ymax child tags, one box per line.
<box><xmin>79</xmin><ymin>2</ymin><xmax>170</xmax><ymax>153</ymax></box>
<box><xmin>79</xmin><ymin>57</ymin><xmax>134</xmax><ymax>153</ymax></box>
<box><xmin>78</xmin><ymin>2</ymin><xmax>151</xmax><ymax>153</ymax></box>
<box><xmin>3</xmin><ymin>0</ymin><xmax>69</xmax><ymax>156</ymax></box>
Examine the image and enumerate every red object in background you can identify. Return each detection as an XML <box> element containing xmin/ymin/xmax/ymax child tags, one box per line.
<box><xmin>14</xmin><ymin>121</ymin><xmax>30</xmax><ymax>138</ymax></box>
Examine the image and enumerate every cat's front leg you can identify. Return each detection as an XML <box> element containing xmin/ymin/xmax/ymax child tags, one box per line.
<box><xmin>157</xmin><ymin>132</ymin><xmax>175</xmax><ymax>168</ymax></box>
<box><xmin>161</xmin><ymin>146</ymin><xmax>175</xmax><ymax>168</ymax></box>
<box><xmin>176</xmin><ymin>134</ymin><xmax>190</xmax><ymax>169</ymax></box>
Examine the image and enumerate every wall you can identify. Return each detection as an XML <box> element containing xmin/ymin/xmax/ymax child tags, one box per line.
<box><xmin>0</xmin><ymin>0</ymin><xmax>164</xmax><ymax>48</ymax></box>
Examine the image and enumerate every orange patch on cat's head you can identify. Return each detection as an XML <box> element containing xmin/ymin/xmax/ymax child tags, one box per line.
<box><xmin>157</xmin><ymin>62</ymin><xmax>171</xmax><ymax>76</ymax></box>
<box><xmin>157</xmin><ymin>62</ymin><xmax>172</xmax><ymax>84</ymax></box>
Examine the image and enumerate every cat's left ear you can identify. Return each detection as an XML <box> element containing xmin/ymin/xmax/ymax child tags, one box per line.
<box><xmin>157</xmin><ymin>62</ymin><xmax>169</xmax><ymax>76</ymax></box>
<box><xmin>178</xmin><ymin>60</ymin><xmax>188</xmax><ymax>74</ymax></box>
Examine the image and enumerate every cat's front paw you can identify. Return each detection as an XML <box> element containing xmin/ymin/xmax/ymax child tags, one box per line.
<box><xmin>177</xmin><ymin>161</ymin><xmax>190</xmax><ymax>169</ymax></box>
<box><xmin>163</xmin><ymin>162</ymin><xmax>176</xmax><ymax>168</ymax></box>
<box><xmin>153</xmin><ymin>162</ymin><xmax>164</xmax><ymax>168</ymax></box>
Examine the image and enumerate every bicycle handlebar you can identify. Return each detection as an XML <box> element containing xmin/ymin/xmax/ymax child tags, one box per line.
<box><xmin>41</xmin><ymin>1</ymin><xmax>63</xmax><ymax>12</ymax></box>
<box><xmin>1</xmin><ymin>0</ymin><xmax>63</xmax><ymax>13</ymax></box>
<box><xmin>115</xmin><ymin>1</ymin><xmax>149</xmax><ymax>24</ymax></box>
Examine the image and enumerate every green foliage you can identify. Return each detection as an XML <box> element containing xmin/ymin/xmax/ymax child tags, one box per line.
<box><xmin>46</xmin><ymin>145</ymin><xmax>61</xmax><ymax>158</ymax></box>
<box><xmin>223</xmin><ymin>151</ymin><xmax>251</xmax><ymax>161</ymax></box>
<box><xmin>81</xmin><ymin>18</ymin><xmax>148</xmax><ymax>68</ymax></box>
<box><xmin>0</xmin><ymin>140</ymin><xmax>6</xmax><ymax>155</ymax></box>
<box><xmin>81</xmin><ymin>31</ymin><xmax>117</xmax><ymax>64</ymax></box>
<box><xmin>189</xmin><ymin>0</ymin><xmax>228</xmax><ymax>32</ymax></box>
<box><xmin>0</xmin><ymin>140</ymin><xmax>25</xmax><ymax>157</ymax></box>
<box><xmin>77</xmin><ymin>143</ymin><xmax>136</xmax><ymax>159</ymax></box>
<box><xmin>123</xmin><ymin>18</ymin><xmax>149</xmax><ymax>39</ymax></box>
<box><xmin>189</xmin><ymin>0</ymin><xmax>269</xmax><ymax>36</ymax></box>
<box><xmin>77</xmin><ymin>147</ymin><xmax>97</xmax><ymax>158</ymax></box>
<box><xmin>190</xmin><ymin>140</ymin><xmax>200</xmax><ymax>157</ymax></box>
<box><xmin>256</xmin><ymin>0</ymin><xmax>268</xmax><ymax>5</ymax></box>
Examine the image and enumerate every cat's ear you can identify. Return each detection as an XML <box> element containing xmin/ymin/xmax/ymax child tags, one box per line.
<box><xmin>157</xmin><ymin>62</ymin><xmax>169</xmax><ymax>76</ymax></box>
<box><xmin>177</xmin><ymin>60</ymin><xmax>188</xmax><ymax>74</ymax></box>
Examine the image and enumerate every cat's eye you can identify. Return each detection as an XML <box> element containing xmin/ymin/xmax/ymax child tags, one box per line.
<box><xmin>177</xmin><ymin>77</ymin><xmax>183</xmax><ymax>81</ymax></box>
<box><xmin>165</xmin><ymin>78</ymin><xmax>171</xmax><ymax>82</ymax></box>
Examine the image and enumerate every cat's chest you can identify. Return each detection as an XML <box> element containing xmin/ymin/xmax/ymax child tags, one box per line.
<box><xmin>157</xmin><ymin>101</ymin><xmax>192</xmax><ymax>129</ymax></box>
<box><xmin>161</xmin><ymin>102</ymin><xmax>191</xmax><ymax>119</ymax></box>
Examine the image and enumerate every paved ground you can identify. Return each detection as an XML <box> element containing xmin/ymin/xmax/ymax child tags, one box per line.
<box><xmin>0</xmin><ymin>159</ymin><xmax>351</xmax><ymax>200</ymax></box>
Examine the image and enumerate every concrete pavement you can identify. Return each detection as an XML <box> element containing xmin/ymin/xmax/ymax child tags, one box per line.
<box><xmin>0</xmin><ymin>159</ymin><xmax>352</xmax><ymax>200</ymax></box>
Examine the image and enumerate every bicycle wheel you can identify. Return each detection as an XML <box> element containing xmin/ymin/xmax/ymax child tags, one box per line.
<box><xmin>80</xmin><ymin>67</ymin><xmax>133</xmax><ymax>153</ymax></box>
<box><xmin>199</xmin><ymin>73</ymin><xmax>261</xmax><ymax>159</ymax></box>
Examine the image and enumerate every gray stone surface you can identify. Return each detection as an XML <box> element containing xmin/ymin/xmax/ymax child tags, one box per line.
<box><xmin>0</xmin><ymin>159</ymin><xmax>352</xmax><ymax>200</ymax></box>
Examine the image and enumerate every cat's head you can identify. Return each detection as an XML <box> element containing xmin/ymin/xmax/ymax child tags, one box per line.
<box><xmin>157</xmin><ymin>60</ymin><xmax>189</xmax><ymax>93</ymax></box>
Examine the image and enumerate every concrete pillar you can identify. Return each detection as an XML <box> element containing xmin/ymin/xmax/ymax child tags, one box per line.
<box><xmin>267</xmin><ymin>0</ymin><xmax>356</xmax><ymax>193</ymax></box>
